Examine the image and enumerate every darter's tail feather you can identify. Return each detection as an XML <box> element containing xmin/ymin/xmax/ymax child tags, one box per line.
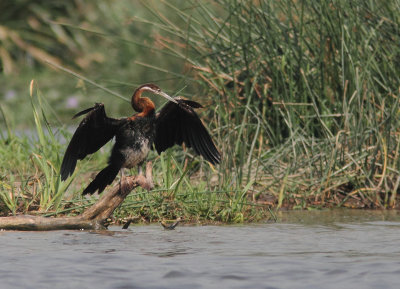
<box><xmin>82</xmin><ymin>164</ymin><xmax>120</xmax><ymax>195</ymax></box>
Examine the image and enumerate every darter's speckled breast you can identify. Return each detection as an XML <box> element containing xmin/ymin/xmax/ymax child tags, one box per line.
<box><xmin>110</xmin><ymin>113</ymin><xmax>156</xmax><ymax>168</ymax></box>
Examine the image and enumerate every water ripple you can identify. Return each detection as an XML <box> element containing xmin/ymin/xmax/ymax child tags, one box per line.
<box><xmin>1</xmin><ymin>211</ymin><xmax>400</xmax><ymax>289</ymax></box>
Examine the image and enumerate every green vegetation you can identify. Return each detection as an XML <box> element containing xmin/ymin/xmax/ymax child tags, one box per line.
<box><xmin>1</xmin><ymin>0</ymin><xmax>399</xmax><ymax>223</ymax></box>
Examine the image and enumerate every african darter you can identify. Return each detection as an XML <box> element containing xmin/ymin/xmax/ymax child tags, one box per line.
<box><xmin>60</xmin><ymin>84</ymin><xmax>221</xmax><ymax>195</ymax></box>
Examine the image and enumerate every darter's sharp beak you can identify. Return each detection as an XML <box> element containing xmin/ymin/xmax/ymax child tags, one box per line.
<box><xmin>158</xmin><ymin>91</ymin><xmax>178</xmax><ymax>104</ymax></box>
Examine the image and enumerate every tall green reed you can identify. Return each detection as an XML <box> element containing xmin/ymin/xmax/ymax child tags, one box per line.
<box><xmin>133</xmin><ymin>0</ymin><xmax>400</xmax><ymax>208</ymax></box>
<box><xmin>0</xmin><ymin>81</ymin><xmax>73</xmax><ymax>215</ymax></box>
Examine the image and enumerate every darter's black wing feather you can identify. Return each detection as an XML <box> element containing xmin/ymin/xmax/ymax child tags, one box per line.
<box><xmin>60</xmin><ymin>103</ymin><xmax>124</xmax><ymax>180</ymax></box>
<box><xmin>155</xmin><ymin>100</ymin><xmax>221</xmax><ymax>165</ymax></box>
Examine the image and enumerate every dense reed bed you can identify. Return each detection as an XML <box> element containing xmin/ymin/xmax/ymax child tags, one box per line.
<box><xmin>1</xmin><ymin>0</ymin><xmax>399</xmax><ymax>223</ymax></box>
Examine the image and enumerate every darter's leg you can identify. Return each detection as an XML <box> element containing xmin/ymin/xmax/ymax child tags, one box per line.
<box><xmin>119</xmin><ymin>169</ymin><xmax>125</xmax><ymax>191</ymax></box>
<box><xmin>137</xmin><ymin>165</ymin><xmax>143</xmax><ymax>176</ymax></box>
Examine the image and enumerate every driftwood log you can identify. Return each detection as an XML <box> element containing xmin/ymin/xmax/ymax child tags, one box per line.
<box><xmin>0</xmin><ymin>162</ymin><xmax>154</xmax><ymax>231</ymax></box>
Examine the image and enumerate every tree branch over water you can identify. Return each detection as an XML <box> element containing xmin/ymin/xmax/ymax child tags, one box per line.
<box><xmin>0</xmin><ymin>163</ymin><xmax>154</xmax><ymax>231</ymax></box>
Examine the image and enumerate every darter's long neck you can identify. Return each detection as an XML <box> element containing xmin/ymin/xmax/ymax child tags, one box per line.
<box><xmin>131</xmin><ymin>87</ymin><xmax>155</xmax><ymax>115</ymax></box>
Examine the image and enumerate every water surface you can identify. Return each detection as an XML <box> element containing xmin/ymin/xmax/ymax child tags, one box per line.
<box><xmin>1</xmin><ymin>210</ymin><xmax>400</xmax><ymax>289</ymax></box>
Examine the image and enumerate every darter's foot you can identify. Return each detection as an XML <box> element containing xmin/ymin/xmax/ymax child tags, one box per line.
<box><xmin>136</xmin><ymin>175</ymin><xmax>154</xmax><ymax>191</ymax></box>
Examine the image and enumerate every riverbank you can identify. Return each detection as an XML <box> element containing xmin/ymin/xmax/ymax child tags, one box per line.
<box><xmin>1</xmin><ymin>1</ymin><xmax>399</xmax><ymax>223</ymax></box>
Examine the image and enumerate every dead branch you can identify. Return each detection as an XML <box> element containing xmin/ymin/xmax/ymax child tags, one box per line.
<box><xmin>0</xmin><ymin>162</ymin><xmax>154</xmax><ymax>231</ymax></box>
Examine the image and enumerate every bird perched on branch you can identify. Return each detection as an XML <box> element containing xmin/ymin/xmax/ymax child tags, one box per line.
<box><xmin>60</xmin><ymin>83</ymin><xmax>221</xmax><ymax>195</ymax></box>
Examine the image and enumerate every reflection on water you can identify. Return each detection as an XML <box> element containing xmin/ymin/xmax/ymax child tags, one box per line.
<box><xmin>1</xmin><ymin>210</ymin><xmax>400</xmax><ymax>289</ymax></box>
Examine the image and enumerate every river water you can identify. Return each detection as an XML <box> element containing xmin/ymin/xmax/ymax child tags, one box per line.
<box><xmin>1</xmin><ymin>210</ymin><xmax>400</xmax><ymax>289</ymax></box>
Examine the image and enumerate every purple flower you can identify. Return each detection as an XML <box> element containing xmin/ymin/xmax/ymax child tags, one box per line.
<box><xmin>66</xmin><ymin>96</ymin><xmax>79</xmax><ymax>108</ymax></box>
